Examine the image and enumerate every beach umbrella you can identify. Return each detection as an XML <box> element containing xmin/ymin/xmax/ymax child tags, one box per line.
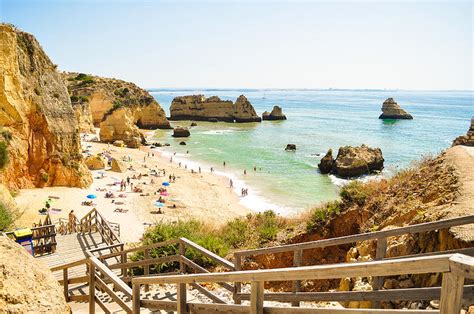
<box><xmin>86</xmin><ymin>194</ymin><xmax>97</xmax><ymax>199</ymax></box>
<box><xmin>162</xmin><ymin>182</ymin><xmax>170</xmax><ymax>186</ymax></box>
<box><xmin>154</xmin><ymin>202</ymin><xmax>165</xmax><ymax>207</ymax></box>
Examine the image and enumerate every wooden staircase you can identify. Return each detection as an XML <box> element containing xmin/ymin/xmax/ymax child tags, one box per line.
<box><xmin>40</xmin><ymin>212</ymin><xmax>474</xmax><ymax>313</ymax></box>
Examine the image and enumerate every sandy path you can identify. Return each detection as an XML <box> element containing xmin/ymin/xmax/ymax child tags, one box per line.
<box><xmin>14</xmin><ymin>135</ymin><xmax>251</xmax><ymax>243</ymax></box>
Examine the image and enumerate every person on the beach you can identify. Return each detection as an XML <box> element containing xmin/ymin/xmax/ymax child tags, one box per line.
<box><xmin>223</xmin><ymin>161</ymin><xmax>226</xmax><ymax>167</ymax></box>
<box><xmin>229</xmin><ymin>179</ymin><xmax>233</xmax><ymax>188</ymax></box>
<box><xmin>68</xmin><ymin>210</ymin><xmax>76</xmax><ymax>233</ymax></box>
<box><xmin>210</xmin><ymin>167</ymin><xmax>214</xmax><ymax>173</ymax></box>
<box><xmin>185</xmin><ymin>165</ymin><xmax>187</xmax><ymax>169</ymax></box>
<box><xmin>127</xmin><ymin>177</ymin><xmax>130</xmax><ymax>185</ymax></box>
<box><xmin>186</xmin><ymin>150</ymin><xmax>189</xmax><ymax>154</ymax></box>
<box><xmin>199</xmin><ymin>167</ymin><xmax>201</xmax><ymax>173</ymax></box>
<box><xmin>254</xmin><ymin>166</ymin><xmax>256</xmax><ymax>171</ymax></box>
<box><xmin>179</xmin><ymin>162</ymin><xmax>181</xmax><ymax>168</ymax></box>
<box><xmin>244</xmin><ymin>169</ymin><xmax>247</xmax><ymax>175</ymax></box>
<box><xmin>170</xmin><ymin>157</ymin><xmax>173</xmax><ymax>163</ymax></box>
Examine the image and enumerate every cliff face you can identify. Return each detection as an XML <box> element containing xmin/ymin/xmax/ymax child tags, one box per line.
<box><xmin>0</xmin><ymin>24</ymin><xmax>92</xmax><ymax>190</ymax></box>
<box><xmin>63</xmin><ymin>72</ymin><xmax>171</xmax><ymax>139</ymax></box>
<box><xmin>452</xmin><ymin>117</ymin><xmax>474</xmax><ymax>147</ymax></box>
<box><xmin>379</xmin><ymin>98</ymin><xmax>413</xmax><ymax>120</ymax></box>
<box><xmin>170</xmin><ymin>94</ymin><xmax>261</xmax><ymax>122</ymax></box>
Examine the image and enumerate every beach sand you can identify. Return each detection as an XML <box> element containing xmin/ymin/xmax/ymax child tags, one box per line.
<box><xmin>13</xmin><ymin>133</ymin><xmax>251</xmax><ymax>243</ymax></box>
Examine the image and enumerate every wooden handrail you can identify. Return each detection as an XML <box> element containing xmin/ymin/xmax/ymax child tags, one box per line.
<box><xmin>133</xmin><ymin>254</ymin><xmax>452</xmax><ymax>285</ymax></box>
<box><xmin>50</xmin><ymin>258</ymin><xmax>88</xmax><ymax>272</ymax></box>
<box><xmin>180</xmin><ymin>237</ymin><xmax>235</xmax><ymax>270</ymax></box>
<box><xmin>98</xmin><ymin>239</ymin><xmax>179</xmax><ymax>260</ymax></box>
<box><xmin>234</xmin><ymin>215</ymin><xmax>474</xmax><ymax>257</ymax></box>
<box><xmin>90</xmin><ymin>256</ymin><xmax>132</xmax><ymax>297</ymax></box>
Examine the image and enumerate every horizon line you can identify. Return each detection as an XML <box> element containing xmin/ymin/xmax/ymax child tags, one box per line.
<box><xmin>146</xmin><ymin>87</ymin><xmax>474</xmax><ymax>92</ymax></box>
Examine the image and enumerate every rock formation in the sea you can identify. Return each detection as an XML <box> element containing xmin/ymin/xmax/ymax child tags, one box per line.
<box><xmin>63</xmin><ymin>72</ymin><xmax>171</xmax><ymax>147</ymax></box>
<box><xmin>173</xmin><ymin>126</ymin><xmax>191</xmax><ymax>138</ymax></box>
<box><xmin>452</xmin><ymin>117</ymin><xmax>474</xmax><ymax>147</ymax></box>
<box><xmin>318</xmin><ymin>149</ymin><xmax>334</xmax><ymax>174</ymax></box>
<box><xmin>262</xmin><ymin>105</ymin><xmax>287</xmax><ymax>120</ymax></box>
<box><xmin>0</xmin><ymin>24</ymin><xmax>92</xmax><ymax>190</ymax></box>
<box><xmin>285</xmin><ymin>144</ymin><xmax>296</xmax><ymax>151</ymax></box>
<box><xmin>0</xmin><ymin>237</ymin><xmax>69</xmax><ymax>312</ymax></box>
<box><xmin>379</xmin><ymin>98</ymin><xmax>413</xmax><ymax>120</ymax></box>
<box><xmin>170</xmin><ymin>94</ymin><xmax>261</xmax><ymax>122</ymax></box>
<box><xmin>318</xmin><ymin>145</ymin><xmax>384</xmax><ymax>177</ymax></box>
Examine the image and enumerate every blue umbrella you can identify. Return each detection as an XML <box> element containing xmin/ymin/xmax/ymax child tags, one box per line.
<box><xmin>154</xmin><ymin>202</ymin><xmax>165</xmax><ymax>207</ymax></box>
<box><xmin>162</xmin><ymin>182</ymin><xmax>170</xmax><ymax>186</ymax></box>
<box><xmin>86</xmin><ymin>194</ymin><xmax>97</xmax><ymax>199</ymax></box>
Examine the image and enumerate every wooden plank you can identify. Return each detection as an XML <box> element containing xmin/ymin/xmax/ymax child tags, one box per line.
<box><xmin>144</xmin><ymin>248</ymin><xmax>150</xmax><ymax>292</ymax></box>
<box><xmin>140</xmin><ymin>299</ymin><xmax>177</xmax><ymax>311</ymax></box>
<box><xmin>90</xmin><ymin>256</ymin><xmax>132</xmax><ymax>297</ymax></box>
<box><xmin>373</xmin><ymin>237</ymin><xmax>388</xmax><ymax>308</ymax></box>
<box><xmin>191</xmin><ymin>282</ymin><xmax>227</xmax><ymax>304</ymax></box>
<box><xmin>63</xmin><ymin>268</ymin><xmax>68</xmax><ymax>301</ymax></box>
<box><xmin>133</xmin><ymin>254</ymin><xmax>451</xmax><ymax>285</ymax></box>
<box><xmin>122</xmin><ymin>272</ymin><xmax>181</xmax><ymax>283</ymax></box>
<box><xmin>89</xmin><ymin>262</ymin><xmax>95</xmax><ymax>313</ymax></box>
<box><xmin>292</xmin><ymin>249</ymin><xmax>302</xmax><ymax>307</ymax></box>
<box><xmin>95</xmin><ymin>295</ymin><xmax>111</xmax><ymax>314</ymax></box>
<box><xmin>132</xmin><ymin>283</ymin><xmax>141</xmax><ymax>314</ymax></box>
<box><xmin>238</xmin><ymin>285</ymin><xmax>474</xmax><ymax>302</ymax></box>
<box><xmin>95</xmin><ymin>276</ymin><xmax>132</xmax><ymax>314</ymax></box>
<box><xmin>234</xmin><ymin>254</ymin><xmax>242</xmax><ymax>304</ymax></box>
<box><xmin>68</xmin><ymin>294</ymin><xmax>89</xmax><ymax>302</ymax></box>
<box><xmin>179</xmin><ymin>241</ymin><xmax>186</xmax><ymax>274</ymax></box>
<box><xmin>180</xmin><ymin>256</ymin><xmax>234</xmax><ymax>292</ymax></box>
<box><xmin>187</xmin><ymin>303</ymin><xmax>249</xmax><ymax>313</ymax></box>
<box><xmin>108</xmin><ymin>254</ymin><xmax>180</xmax><ymax>270</ymax></box>
<box><xmin>50</xmin><ymin>258</ymin><xmax>88</xmax><ymax>272</ymax></box>
<box><xmin>89</xmin><ymin>242</ymin><xmax>124</xmax><ymax>254</ymax></box>
<box><xmin>177</xmin><ymin>283</ymin><xmax>187</xmax><ymax>314</ymax></box>
<box><xmin>439</xmin><ymin>272</ymin><xmax>464</xmax><ymax>314</ymax></box>
<box><xmin>250</xmin><ymin>281</ymin><xmax>264</xmax><ymax>314</ymax></box>
<box><xmin>264</xmin><ymin>308</ymin><xmax>439</xmax><ymax>314</ymax></box>
<box><xmin>181</xmin><ymin>237</ymin><xmax>235</xmax><ymax>270</ymax></box>
<box><xmin>235</xmin><ymin>215</ymin><xmax>474</xmax><ymax>257</ymax></box>
<box><xmin>449</xmin><ymin>253</ymin><xmax>474</xmax><ymax>280</ymax></box>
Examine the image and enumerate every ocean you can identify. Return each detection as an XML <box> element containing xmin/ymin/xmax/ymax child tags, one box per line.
<box><xmin>149</xmin><ymin>89</ymin><xmax>473</xmax><ymax>215</ymax></box>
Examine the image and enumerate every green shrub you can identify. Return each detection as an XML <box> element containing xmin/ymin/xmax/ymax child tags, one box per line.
<box><xmin>41</xmin><ymin>172</ymin><xmax>49</xmax><ymax>182</ymax></box>
<box><xmin>255</xmin><ymin>210</ymin><xmax>280</xmax><ymax>242</ymax></box>
<box><xmin>79</xmin><ymin>96</ymin><xmax>89</xmax><ymax>103</ymax></box>
<box><xmin>0</xmin><ymin>203</ymin><xmax>13</xmax><ymax>231</ymax></box>
<box><xmin>306</xmin><ymin>201</ymin><xmax>342</xmax><ymax>231</ymax></box>
<box><xmin>0</xmin><ymin>130</ymin><xmax>12</xmax><ymax>142</ymax></box>
<box><xmin>0</xmin><ymin>142</ymin><xmax>9</xmax><ymax>170</ymax></box>
<box><xmin>70</xmin><ymin>95</ymin><xmax>79</xmax><ymax>103</ymax></box>
<box><xmin>112</xmin><ymin>100</ymin><xmax>124</xmax><ymax>110</ymax></box>
<box><xmin>220</xmin><ymin>218</ymin><xmax>250</xmax><ymax>248</ymax></box>
<box><xmin>340</xmin><ymin>181</ymin><xmax>372</xmax><ymax>206</ymax></box>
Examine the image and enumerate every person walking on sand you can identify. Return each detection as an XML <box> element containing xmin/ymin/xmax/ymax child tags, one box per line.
<box><xmin>229</xmin><ymin>179</ymin><xmax>233</xmax><ymax>189</ymax></box>
<box><xmin>223</xmin><ymin>161</ymin><xmax>226</xmax><ymax>167</ymax></box>
<box><xmin>210</xmin><ymin>167</ymin><xmax>214</xmax><ymax>173</ymax></box>
<box><xmin>68</xmin><ymin>210</ymin><xmax>77</xmax><ymax>233</ymax></box>
<box><xmin>244</xmin><ymin>169</ymin><xmax>247</xmax><ymax>175</ymax></box>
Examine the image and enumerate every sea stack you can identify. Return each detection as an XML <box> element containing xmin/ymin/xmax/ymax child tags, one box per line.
<box><xmin>172</xmin><ymin>126</ymin><xmax>191</xmax><ymax>138</ymax></box>
<box><xmin>318</xmin><ymin>145</ymin><xmax>384</xmax><ymax>178</ymax></box>
<box><xmin>379</xmin><ymin>98</ymin><xmax>413</xmax><ymax>120</ymax></box>
<box><xmin>262</xmin><ymin>106</ymin><xmax>287</xmax><ymax>120</ymax></box>
<box><xmin>170</xmin><ymin>94</ymin><xmax>261</xmax><ymax>122</ymax></box>
<box><xmin>452</xmin><ymin>117</ymin><xmax>474</xmax><ymax>147</ymax></box>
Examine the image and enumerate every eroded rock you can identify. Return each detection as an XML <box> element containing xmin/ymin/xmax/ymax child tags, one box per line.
<box><xmin>85</xmin><ymin>155</ymin><xmax>106</xmax><ymax>170</ymax></box>
<box><xmin>173</xmin><ymin>126</ymin><xmax>190</xmax><ymax>138</ymax></box>
<box><xmin>262</xmin><ymin>105</ymin><xmax>287</xmax><ymax>120</ymax></box>
<box><xmin>379</xmin><ymin>98</ymin><xmax>413</xmax><ymax>120</ymax></box>
<box><xmin>318</xmin><ymin>149</ymin><xmax>335</xmax><ymax>174</ymax></box>
<box><xmin>452</xmin><ymin>117</ymin><xmax>474</xmax><ymax>147</ymax></box>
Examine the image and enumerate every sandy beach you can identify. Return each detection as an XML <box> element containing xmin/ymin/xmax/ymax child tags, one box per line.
<box><xmin>14</xmin><ymin>132</ymin><xmax>251</xmax><ymax>243</ymax></box>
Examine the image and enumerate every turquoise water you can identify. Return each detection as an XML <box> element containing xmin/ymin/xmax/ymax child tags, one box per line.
<box><xmin>149</xmin><ymin>89</ymin><xmax>473</xmax><ymax>215</ymax></box>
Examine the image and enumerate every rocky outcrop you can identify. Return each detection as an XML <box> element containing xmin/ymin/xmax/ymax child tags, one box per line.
<box><xmin>172</xmin><ymin>126</ymin><xmax>190</xmax><ymax>138</ymax></box>
<box><xmin>0</xmin><ymin>24</ymin><xmax>92</xmax><ymax>190</ymax></box>
<box><xmin>318</xmin><ymin>145</ymin><xmax>384</xmax><ymax>177</ymax></box>
<box><xmin>0</xmin><ymin>237</ymin><xmax>69</xmax><ymax>312</ymax></box>
<box><xmin>170</xmin><ymin>94</ymin><xmax>261</xmax><ymax>122</ymax></box>
<box><xmin>99</xmin><ymin>107</ymin><xmax>145</xmax><ymax>148</ymax></box>
<box><xmin>85</xmin><ymin>155</ymin><xmax>106</xmax><ymax>170</ymax></box>
<box><xmin>262</xmin><ymin>106</ymin><xmax>287</xmax><ymax>120</ymax></box>
<box><xmin>285</xmin><ymin>144</ymin><xmax>296</xmax><ymax>151</ymax></box>
<box><xmin>452</xmin><ymin>117</ymin><xmax>474</xmax><ymax>147</ymax></box>
<box><xmin>110</xmin><ymin>158</ymin><xmax>126</xmax><ymax>172</ymax></box>
<box><xmin>318</xmin><ymin>149</ymin><xmax>334</xmax><ymax>174</ymax></box>
<box><xmin>63</xmin><ymin>72</ymin><xmax>171</xmax><ymax>139</ymax></box>
<box><xmin>379</xmin><ymin>98</ymin><xmax>413</xmax><ymax>120</ymax></box>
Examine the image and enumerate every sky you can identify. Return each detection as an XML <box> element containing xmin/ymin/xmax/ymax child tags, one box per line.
<box><xmin>1</xmin><ymin>0</ymin><xmax>472</xmax><ymax>90</ymax></box>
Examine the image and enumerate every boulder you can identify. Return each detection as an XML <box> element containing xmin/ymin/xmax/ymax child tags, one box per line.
<box><xmin>379</xmin><ymin>98</ymin><xmax>413</xmax><ymax>120</ymax></box>
<box><xmin>85</xmin><ymin>155</ymin><xmax>106</xmax><ymax>170</ymax></box>
<box><xmin>262</xmin><ymin>106</ymin><xmax>287</xmax><ymax>120</ymax></box>
<box><xmin>113</xmin><ymin>140</ymin><xmax>125</xmax><ymax>147</ymax></box>
<box><xmin>452</xmin><ymin>117</ymin><xmax>474</xmax><ymax>147</ymax></box>
<box><xmin>110</xmin><ymin>158</ymin><xmax>126</xmax><ymax>173</ymax></box>
<box><xmin>318</xmin><ymin>149</ymin><xmax>335</xmax><ymax>174</ymax></box>
<box><xmin>179</xmin><ymin>141</ymin><xmax>186</xmax><ymax>145</ymax></box>
<box><xmin>0</xmin><ymin>237</ymin><xmax>69</xmax><ymax>312</ymax></box>
<box><xmin>170</xmin><ymin>94</ymin><xmax>261</xmax><ymax>122</ymax></box>
<box><xmin>172</xmin><ymin>126</ymin><xmax>190</xmax><ymax>138</ymax></box>
<box><xmin>285</xmin><ymin>144</ymin><xmax>296</xmax><ymax>151</ymax></box>
<box><xmin>99</xmin><ymin>107</ymin><xmax>145</xmax><ymax>148</ymax></box>
<box><xmin>333</xmin><ymin>145</ymin><xmax>384</xmax><ymax>178</ymax></box>
<box><xmin>190</xmin><ymin>122</ymin><xmax>197</xmax><ymax>127</ymax></box>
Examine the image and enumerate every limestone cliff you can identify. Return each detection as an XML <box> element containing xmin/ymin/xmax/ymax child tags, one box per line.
<box><xmin>0</xmin><ymin>237</ymin><xmax>69</xmax><ymax>312</ymax></box>
<box><xmin>170</xmin><ymin>94</ymin><xmax>261</xmax><ymax>122</ymax></box>
<box><xmin>63</xmin><ymin>72</ymin><xmax>171</xmax><ymax>137</ymax></box>
<box><xmin>379</xmin><ymin>98</ymin><xmax>413</xmax><ymax>120</ymax></box>
<box><xmin>0</xmin><ymin>24</ymin><xmax>92</xmax><ymax>190</ymax></box>
<box><xmin>452</xmin><ymin>117</ymin><xmax>474</xmax><ymax>147</ymax></box>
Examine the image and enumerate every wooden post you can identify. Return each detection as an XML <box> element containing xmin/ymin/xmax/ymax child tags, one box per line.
<box><xmin>144</xmin><ymin>248</ymin><xmax>150</xmax><ymax>292</ymax></box>
<box><xmin>89</xmin><ymin>262</ymin><xmax>95</xmax><ymax>313</ymax></box>
<box><xmin>234</xmin><ymin>254</ymin><xmax>242</xmax><ymax>304</ymax></box>
<box><xmin>63</xmin><ymin>268</ymin><xmax>69</xmax><ymax>302</ymax></box>
<box><xmin>177</xmin><ymin>283</ymin><xmax>187</xmax><ymax>314</ymax></box>
<box><xmin>121</xmin><ymin>251</ymin><xmax>127</xmax><ymax>277</ymax></box>
<box><xmin>250</xmin><ymin>281</ymin><xmax>264</xmax><ymax>314</ymax></box>
<box><xmin>292</xmin><ymin>249</ymin><xmax>303</xmax><ymax>307</ymax></box>
<box><xmin>372</xmin><ymin>237</ymin><xmax>387</xmax><ymax>308</ymax></box>
<box><xmin>440</xmin><ymin>272</ymin><xmax>464</xmax><ymax>314</ymax></box>
<box><xmin>132</xmin><ymin>283</ymin><xmax>141</xmax><ymax>314</ymax></box>
<box><xmin>179</xmin><ymin>241</ymin><xmax>186</xmax><ymax>274</ymax></box>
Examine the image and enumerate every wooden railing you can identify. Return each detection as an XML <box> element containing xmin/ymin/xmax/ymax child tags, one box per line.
<box><xmin>50</xmin><ymin>258</ymin><xmax>89</xmax><ymax>302</ymax></box>
<box><xmin>80</xmin><ymin>208</ymin><xmax>121</xmax><ymax>247</ymax></box>
<box><xmin>3</xmin><ymin>223</ymin><xmax>57</xmax><ymax>256</ymax></box>
<box><xmin>132</xmin><ymin>253</ymin><xmax>474</xmax><ymax>314</ymax></box>
<box><xmin>232</xmin><ymin>215</ymin><xmax>474</xmax><ymax>306</ymax></box>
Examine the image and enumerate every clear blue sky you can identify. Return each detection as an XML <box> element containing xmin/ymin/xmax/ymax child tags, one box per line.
<box><xmin>1</xmin><ymin>0</ymin><xmax>472</xmax><ymax>90</ymax></box>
